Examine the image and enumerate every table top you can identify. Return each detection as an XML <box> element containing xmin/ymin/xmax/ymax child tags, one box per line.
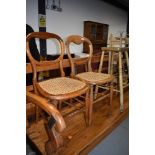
<box><xmin>101</xmin><ymin>47</ymin><xmax>129</xmax><ymax>52</ymax></box>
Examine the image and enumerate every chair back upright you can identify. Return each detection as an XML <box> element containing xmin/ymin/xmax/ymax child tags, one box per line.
<box><xmin>66</xmin><ymin>35</ymin><xmax>93</xmax><ymax>77</ymax></box>
<box><xmin>26</xmin><ymin>32</ymin><xmax>65</xmax><ymax>93</ymax></box>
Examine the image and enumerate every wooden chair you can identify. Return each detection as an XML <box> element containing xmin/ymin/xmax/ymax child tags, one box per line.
<box><xmin>26</xmin><ymin>32</ymin><xmax>90</xmax><ymax>126</ymax></box>
<box><xmin>26</xmin><ymin>91</ymin><xmax>66</xmax><ymax>154</ymax></box>
<box><xmin>66</xmin><ymin>35</ymin><xmax>114</xmax><ymax>126</ymax></box>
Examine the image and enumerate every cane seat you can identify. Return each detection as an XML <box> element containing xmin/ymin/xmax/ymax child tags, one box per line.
<box><xmin>38</xmin><ymin>77</ymin><xmax>86</xmax><ymax>95</ymax></box>
<box><xmin>76</xmin><ymin>72</ymin><xmax>114</xmax><ymax>84</ymax></box>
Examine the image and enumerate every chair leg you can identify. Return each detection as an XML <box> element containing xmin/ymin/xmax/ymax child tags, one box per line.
<box><xmin>34</xmin><ymin>89</ymin><xmax>42</xmax><ymax>121</ymax></box>
<box><xmin>58</xmin><ymin>101</ymin><xmax>62</xmax><ymax>110</ymax></box>
<box><xmin>45</xmin><ymin>122</ymin><xmax>64</xmax><ymax>154</ymax></box>
<box><xmin>85</xmin><ymin>89</ymin><xmax>90</xmax><ymax>126</ymax></box>
<box><xmin>94</xmin><ymin>85</ymin><xmax>99</xmax><ymax>99</ymax></box>
<box><xmin>36</xmin><ymin>106</ymin><xmax>40</xmax><ymax>121</ymax></box>
<box><xmin>88</xmin><ymin>85</ymin><xmax>94</xmax><ymax>126</ymax></box>
<box><xmin>108</xmin><ymin>51</ymin><xmax>111</xmax><ymax>74</ymax></box>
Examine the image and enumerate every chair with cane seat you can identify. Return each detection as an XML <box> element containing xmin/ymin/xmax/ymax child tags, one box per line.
<box><xmin>66</xmin><ymin>35</ymin><xmax>114</xmax><ymax>126</ymax></box>
<box><xmin>26</xmin><ymin>32</ymin><xmax>90</xmax><ymax>126</ymax></box>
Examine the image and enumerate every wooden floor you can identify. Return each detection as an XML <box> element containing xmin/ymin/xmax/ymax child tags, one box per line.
<box><xmin>27</xmin><ymin>90</ymin><xmax>129</xmax><ymax>155</ymax></box>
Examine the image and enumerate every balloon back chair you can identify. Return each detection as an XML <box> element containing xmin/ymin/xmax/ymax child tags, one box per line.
<box><xmin>66</xmin><ymin>35</ymin><xmax>114</xmax><ymax>126</ymax></box>
<box><xmin>26</xmin><ymin>32</ymin><xmax>90</xmax><ymax>126</ymax></box>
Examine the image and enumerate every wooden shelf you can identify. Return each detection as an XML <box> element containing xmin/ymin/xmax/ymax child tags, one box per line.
<box><xmin>83</xmin><ymin>21</ymin><xmax>109</xmax><ymax>54</ymax></box>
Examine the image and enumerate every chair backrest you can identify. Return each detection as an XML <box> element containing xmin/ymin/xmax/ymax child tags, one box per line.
<box><xmin>66</xmin><ymin>35</ymin><xmax>93</xmax><ymax>77</ymax></box>
<box><xmin>26</xmin><ymin>32</ymin><xmax>65</xmax><ymax>91</ymax></box>
<box><xmin>109</xmin><ymin>34</ymin><xmax>129</xmax><ymax>47</ymax></box>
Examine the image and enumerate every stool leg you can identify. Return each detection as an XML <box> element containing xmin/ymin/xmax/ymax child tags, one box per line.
<box><xmin>109</xmin><ymin>82</ymin><xmax>113</xmax><ymax>115</ymax></box>
<box><xmin>118</xmin><ymin>51</ymin><xmax>124</xmax><ymax>112</ymax></box>
<box><xmin>124</xmin><ymin>50</ymin><xmax>129</xmax><ymax>74</ymax></box>
<box><xmin>94</xmin><ymin>85</ymin><xmax>98</xmax><ymax>99</ymax></box>
<box><xmin>110</xmin><ymin>52</ymin><xmax>114</xmax><ymax>75</ymax></box>
<box><xmin>108</xmin><ymin>51</ymin><xmax>111</xmax><ymax>74</ymax></box>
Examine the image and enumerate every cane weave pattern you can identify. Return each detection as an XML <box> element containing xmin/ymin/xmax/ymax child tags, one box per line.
<box><xmin>39</xmin><ymin>77</ymin><xmax>86</xmax><ymax>95</ymax></box>
<box><xmin>76</xmin><ymin>72</ymin><xmax>113</xmax><ymax>83</ymax></box>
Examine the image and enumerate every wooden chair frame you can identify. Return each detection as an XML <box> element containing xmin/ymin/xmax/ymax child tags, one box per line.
<box><xmin>26</xmin><ymin>32</ymin><xmax>65</xmax><ymax>95</ymax></box>
<box><xmin>66</xmin><ymin>35</ymin><xmax>114</xmax><ymax>126</ymax></box>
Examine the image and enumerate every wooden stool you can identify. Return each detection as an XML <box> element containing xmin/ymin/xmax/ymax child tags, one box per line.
<box><xmin>101</xmin><ymin>34</ymin><xmax>129</xmax><ymax>112</ymax></box>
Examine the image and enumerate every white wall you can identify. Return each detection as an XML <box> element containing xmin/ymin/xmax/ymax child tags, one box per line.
<box><xmin>26</xmin><ymin>0</ymin><xmax>38</xmax><ymax>32</ymax></box>
<box><xmin>26</xmin><ymin>0</ymin><xmax>128</xmax><ymax>54</ymax></box>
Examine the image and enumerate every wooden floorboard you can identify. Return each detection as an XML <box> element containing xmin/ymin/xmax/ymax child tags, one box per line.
<box><xmin>57</xmin><ymin>90</ymin><xmax>129</xmax><ymax>155</ymax></box>
<box><xmin>27</xmin><ymin>90</ymin><xmax>129</xmax><ymax>155</ymax></box>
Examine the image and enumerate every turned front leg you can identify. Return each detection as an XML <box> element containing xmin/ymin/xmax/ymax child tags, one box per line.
<box><xmin>88</xmin><ymin>85</ymin><xmax>94</xmax><ymax>126</ymax></box>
